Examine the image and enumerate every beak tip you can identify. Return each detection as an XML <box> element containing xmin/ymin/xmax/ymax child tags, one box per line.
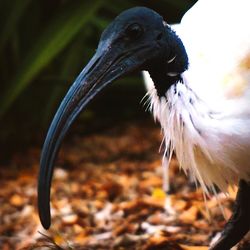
<box><xmin>38</xmin><ymin>178</ymin><xmax>52</xmax><ymax>230</ymax></box>
<box><xmin>42</xmin><ymin>220</ymin><xmax>51</xmax><ymax>230</ymax></box>
<box><xmin>38</xmin><ymin>147</ymin><xmax>54</xmax><ymax>230</ymax></box>
<box><xmin>38</xmin><ymin>205</ymin><xmax>51</xmax><ymax>229</ymax></box>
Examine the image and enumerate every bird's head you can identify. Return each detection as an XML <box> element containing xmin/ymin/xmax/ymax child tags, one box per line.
<box><xmin>38</xmin><ymin>7</ymin><xmax>188</xmax><ymax>229</ymax></box>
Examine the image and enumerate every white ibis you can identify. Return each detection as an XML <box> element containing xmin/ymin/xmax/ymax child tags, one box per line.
<box><xmin>38</xmin><ymin>1</ymin><xmax>250</xmax><ymax>249</ymax></box>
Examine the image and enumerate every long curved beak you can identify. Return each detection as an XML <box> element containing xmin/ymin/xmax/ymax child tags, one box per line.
<box><xmin>38</xmin><ymin>41</ymin><xmax>145</xmax><ymax>229</ymax></box>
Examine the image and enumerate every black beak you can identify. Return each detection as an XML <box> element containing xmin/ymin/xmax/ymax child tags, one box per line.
<box><xmin>38</xmin><ymin>40</ymin><xmax>146</xmax><ymax>229</ymax></box>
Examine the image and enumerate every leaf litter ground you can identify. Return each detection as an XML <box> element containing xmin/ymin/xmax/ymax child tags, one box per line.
<box><xmin>1</xmin><ymin>121</ymin><xmax>250</xmax><ymax>250</ymax></box>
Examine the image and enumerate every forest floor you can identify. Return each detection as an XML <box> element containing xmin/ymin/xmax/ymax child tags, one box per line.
<box><xmin>1</xmin><ymin>121</ymin><xmax>249</xmax><ymax>250</ymax></box>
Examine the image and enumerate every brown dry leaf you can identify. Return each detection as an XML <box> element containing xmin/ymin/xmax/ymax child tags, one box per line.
<box><xmin>143</xmin><ymin>196</ymin><xmax>165</xmax><ymax>208</ymax></box>
<box><xmin>228</xmin><ymin>185</ymin><xmax>238</xmax><ymax>199</ymax></box>
<box><xmin>193</xmin><ymin>219</ymin><xmax>209</xmax><ymax>230</ymax></box>
<box><xmin>9</xmin><ymin>194</ymin><xmax>25</xmax><ymax>207</ymax></box>
<box><xmin>144</xmin><ymin>235</ymin><xmax>184</xmax><ymax>250</ymax></box>
<box><xmin>0</xmin><ymin>122</ymin><xmax>240</xmax><ymax>249</ymax></box>
<box><xmin>140</xmin><ymin>176</ymin><xmax>163</xmax><ymax>190</ymax></box>
<box><xmin>180</xmin><ymin>245</ymin><xmax>208</xmax><ymax>250</ymax></box>
<box><xmin>62</xmin><ymin>214</ymin><xmax>78</xmax><ymax>225</ymax></box>
<box><xmin>179</xmin><ymin>206</ymin><xmax>199</xmax><ymax>224</ymax></box>
<box><xmin>172</xmin><ymin>198</ymin><xmax>188</xmax><ymax>211</ymax></box>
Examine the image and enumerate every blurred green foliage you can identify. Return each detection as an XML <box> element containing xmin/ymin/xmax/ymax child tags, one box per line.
<box><xmin>0</xmin><ymin>0</ymin><xmax>196</xmax><ymax>156</ymax></box>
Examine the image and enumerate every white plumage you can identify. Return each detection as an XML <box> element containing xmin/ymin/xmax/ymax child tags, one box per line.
<box><xmin>144</xmin><ymin>0</ymin><xmax>250</xmax><ymax>193</ymax></box>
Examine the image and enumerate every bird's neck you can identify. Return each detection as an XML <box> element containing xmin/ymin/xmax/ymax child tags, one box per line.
<box><xmin>148</xmin><ymin>27</ymin><xmax>189</xmax><ymax>97</ymax></box>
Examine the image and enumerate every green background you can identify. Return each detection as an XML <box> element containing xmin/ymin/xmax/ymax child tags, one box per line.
<box><xmin>0</xmin><ymin>0</ymin><xmax>196</xmax><ymax>158</ymax></box>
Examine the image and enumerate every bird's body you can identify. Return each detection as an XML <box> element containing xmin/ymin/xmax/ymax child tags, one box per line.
<box><xmin>38</xmin><ymin>2</ymin><xmax>250</xmax><ymax>248</ymax></box>
<box><xmin>144</xmin><ymin>0</ymin><xmax>250</xmax><ymax>193</ymax></box>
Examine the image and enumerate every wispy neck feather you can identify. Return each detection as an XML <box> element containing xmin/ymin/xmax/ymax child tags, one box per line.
<box><xmin>147</xmin><ymin>76</ymin><xmax>213</xmax><ymax>194</ymax></box>
<box><xmin>144</xmin><ymin>71</ymin><xmax>250</xmax><ymax>195</ymax></box>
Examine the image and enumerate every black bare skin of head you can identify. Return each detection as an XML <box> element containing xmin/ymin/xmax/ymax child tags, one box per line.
<box><xmin>38</xmin><ymin>6</ymin><xmax>188</xmax><ymax>229</ymax></box>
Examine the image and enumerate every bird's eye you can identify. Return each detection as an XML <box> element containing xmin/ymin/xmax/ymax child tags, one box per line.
<box><xmin>126</xmin><ymin>23</ymin><xmax>143</xmax><ymax>40</ymax></box>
